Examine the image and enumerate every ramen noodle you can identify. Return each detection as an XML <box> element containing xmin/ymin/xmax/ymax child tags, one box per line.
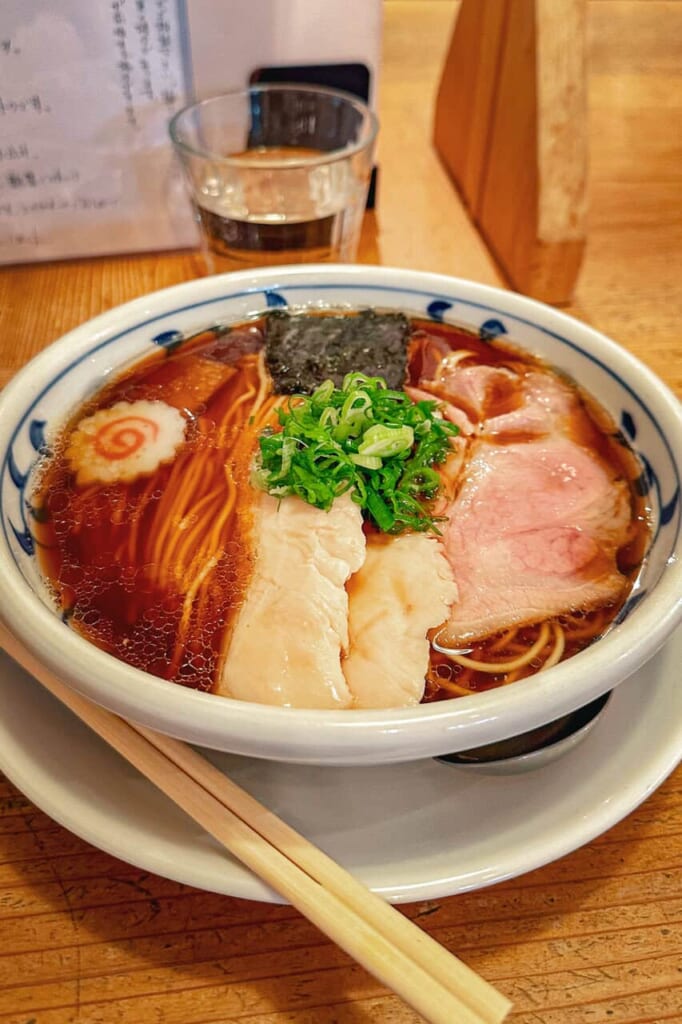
<box><xmin>31</xmin><ymin>312</ymin><xmax>650</xmax><ymax>708</ymax></box>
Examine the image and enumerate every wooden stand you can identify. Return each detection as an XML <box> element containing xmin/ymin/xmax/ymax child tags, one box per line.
<box><xmin>434</xmin><ymin>0</ymin><xmax>588</xmax><ymax>305</ymax></box>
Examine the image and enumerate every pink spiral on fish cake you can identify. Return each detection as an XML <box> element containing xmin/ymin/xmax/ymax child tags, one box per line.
<box><xmin>93</xmin><ymin>416</ymin><xmax>159</xmax><ymax>461</ymax></box>
<box><xmin>66</xmin><ymin>400</ymin><xmax>186</xmax><ymax>485</ymax></box>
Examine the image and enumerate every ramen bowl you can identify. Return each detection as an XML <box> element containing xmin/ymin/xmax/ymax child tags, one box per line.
<box><xmin>0</xmin><ymin>265</ymin><xmax>680</xmax><ymax>765</ymax></box>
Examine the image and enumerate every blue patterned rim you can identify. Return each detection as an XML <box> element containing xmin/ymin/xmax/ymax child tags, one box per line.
<box><xmin>2</xmin><ymin>282</ymin><xmax>680</xmax><ymax>629</ymax></box>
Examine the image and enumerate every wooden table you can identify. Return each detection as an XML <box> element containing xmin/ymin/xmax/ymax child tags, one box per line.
<box><xmin>1</xmin><ymin>3</ymin><xmax>680</xmax><ymax>1021</ymax></box>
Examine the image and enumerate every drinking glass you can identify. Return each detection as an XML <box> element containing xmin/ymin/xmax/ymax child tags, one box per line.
<box><xmin>169</xmin><ymin>85</ymin><xmax>378</xmax><ymax>274</ymax></box>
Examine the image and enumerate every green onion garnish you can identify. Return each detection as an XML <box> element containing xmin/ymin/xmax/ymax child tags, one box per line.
<box><xmin>252</xmin><ymin>373</ymin><xmax>459</xmax><ymax>534</ymax></box>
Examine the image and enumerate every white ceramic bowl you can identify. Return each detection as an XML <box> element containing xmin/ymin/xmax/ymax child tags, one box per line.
<box><xmin>1</xmin><ymin>266</ymin><xmax>680</xmax><ymax>765</ymax></box>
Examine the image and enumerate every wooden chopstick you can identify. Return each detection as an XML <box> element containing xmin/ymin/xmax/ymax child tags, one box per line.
<box><xmin>137</xmin><ymin>722</ymin><xmax>511</xmax><ymax>1023</ymax></box>
<box><xmin>0</xmin><ymin>626</ymin><xmax>511</xmax><ymax>1024</ymax></box>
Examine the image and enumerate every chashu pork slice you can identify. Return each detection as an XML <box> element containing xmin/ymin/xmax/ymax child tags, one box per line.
<box><xmin>483</xmin><ymin>370</ymin><xmax>578</xmax><ymax>439</ymax></box>
<box><xmin>439</xmin><ymin>436</ymin><xmax>632</xmax><ymax>644</ymax></box>
<box><xmin>343</xmin><ymin>534</ymin><xmax>458</xmax><ymax>708</ymax></box>
<box><xmin>218</xmin><ymin>491</ymin><xmax>365</xmax><ymax>708</ymax></box>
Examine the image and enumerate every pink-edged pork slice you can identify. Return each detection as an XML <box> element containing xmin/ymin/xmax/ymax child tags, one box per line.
<box><xmin>439</xmin><ymin>436</ymin><xmax>632</xmax><ymax>644</ymax></box>
<box><xmin>483</xmin><ymin>370</ymin><xmax>579</xmax><ymax>439</ymax></box>
<box><xmin>218</xmin><ymin>491</ymin><xmax>365</xmax><ymax>708</ymax></box>
<box><xmin>432</xmin><ymin>362</ymin><xmax>519</xmax><ymax>422</ymax></box>
<box><xmin>343</xmin><ymin>534</ymin><xmax>458</xmax><ymax>707</ymax></box>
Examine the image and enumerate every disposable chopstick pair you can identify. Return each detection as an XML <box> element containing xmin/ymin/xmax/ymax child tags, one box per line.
<box><xmin>0</xmin><ymin>626</ymin><xmax>511</xmax><ymax>1024</ymax></box>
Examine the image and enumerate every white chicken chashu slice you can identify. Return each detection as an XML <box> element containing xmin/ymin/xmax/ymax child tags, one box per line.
<box><xmin>218</xmin><ymin>491</ymin><xmax>365</xmax><ymax>708</ymax></box>
<box><xmin>343</xmin><ymin>534</ymin><xmax>458</xmax><ymax>708</ymax></box>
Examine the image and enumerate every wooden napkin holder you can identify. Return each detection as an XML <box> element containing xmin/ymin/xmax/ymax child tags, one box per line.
<box><xmin>434</xmin><ymin>0</ymin><xmax>588</xmax><ymax>305</ymax></box>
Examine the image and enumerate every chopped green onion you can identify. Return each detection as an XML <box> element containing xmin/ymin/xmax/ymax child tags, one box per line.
<box><xmin>311</xmin><ymin>379</ymin><xmax>335</xmax><ymax>407</ymax></box>
<box><xmin>350</xmin><ymin>453</ymin><xmax>383</xmax><ymax>470</ymax></box>
<box><xmin>267</xmin><ymin>435</ymin><xmax>298</xmax><ymax>481</ymax></box>
<box><xmin>251</xmin><ymin>373</ymin><xmax>459</xmax><ymax>533</ymax></box>
<box><xmin>319</xmin><ymin>406</ymin><xmax>339</xmax><ymax>429</ymax></box>
<box><xmin>358</xmin><ymin>424</ymin><xmax>414</xmax><ymax>458</ymax></box>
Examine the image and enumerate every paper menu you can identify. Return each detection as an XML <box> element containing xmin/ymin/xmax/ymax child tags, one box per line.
<box><xmin>0</xmin><ymin>0</ymin><xmax>198</xmax><ymax>265</ymax></box>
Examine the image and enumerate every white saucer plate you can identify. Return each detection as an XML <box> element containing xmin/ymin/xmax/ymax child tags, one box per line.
<box><xmin>1</xmin><ymin>629</ymin><xmax>681</xmax><ymax>905</ymax></box>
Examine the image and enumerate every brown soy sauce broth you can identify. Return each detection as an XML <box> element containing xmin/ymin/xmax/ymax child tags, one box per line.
<box><xmin>32</xmin><ymin>323</ymin><xmax>270</xmax><ymax>690</ymax></box>
<box><xmin>31</xmin><ymin>312</ymin><xmax>650</xmax><ymax>700</ymax></box>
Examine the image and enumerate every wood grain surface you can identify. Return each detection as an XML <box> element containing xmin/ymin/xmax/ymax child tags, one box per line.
<box><xmin>1</xmin><ymin>3</ymin><xmax>681</xmax><ymax>1022</ymax></box>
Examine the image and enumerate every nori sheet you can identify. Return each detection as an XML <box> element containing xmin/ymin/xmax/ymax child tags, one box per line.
<box><xmin>264</xmin><ymin>310</ymin><xmax>411</xmax><ymax>394</ymax></box>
